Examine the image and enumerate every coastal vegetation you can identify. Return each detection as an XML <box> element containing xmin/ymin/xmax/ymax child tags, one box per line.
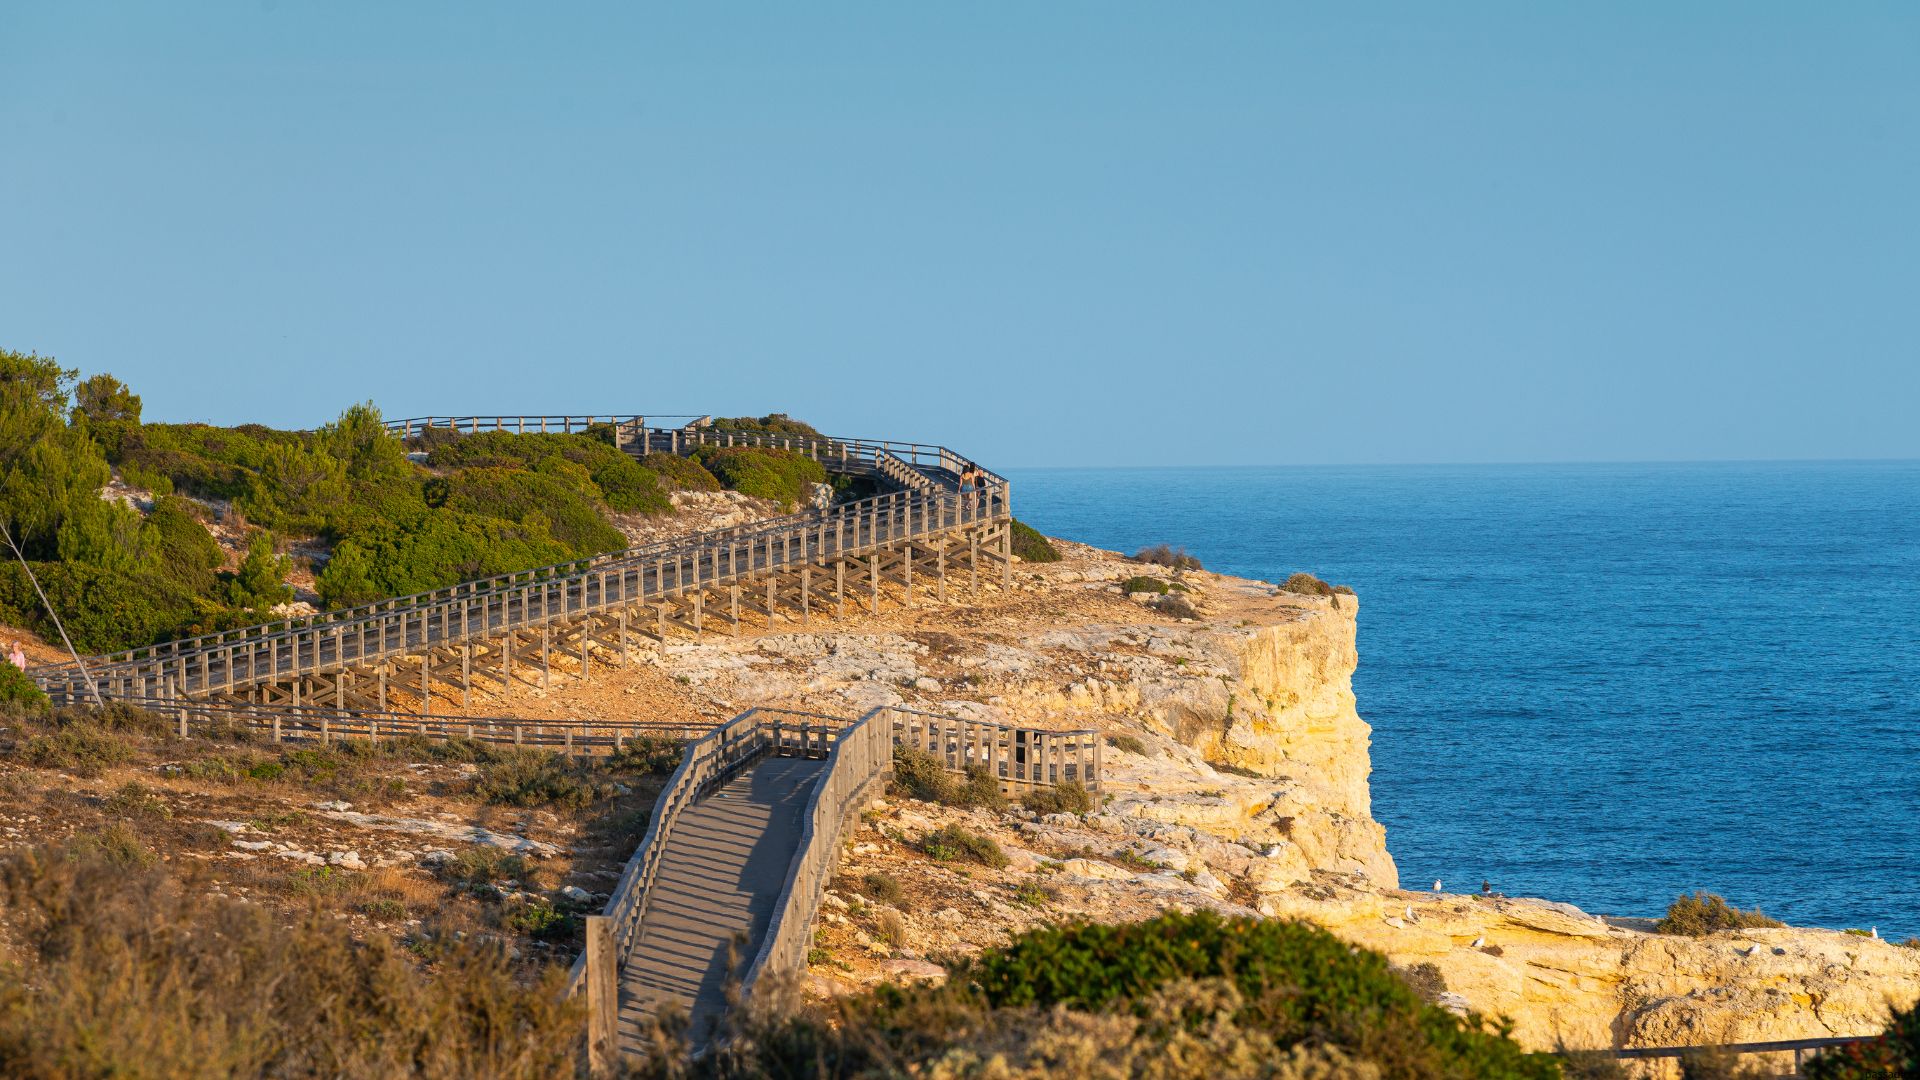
<box><xmin>1133</xmin><ymin>543</ymin><xmax>1203</xmax><ymax>570</ymax></box>
<box><xmin>1655</xmin><ymin>891</ymin><xmax>1785</xmax><ymax>936</ymax></box>
<box><xmin>1010</xmin><ymin>519</ymin><xmax>1061</xmax><ymax>562</ymax></box>
<box><xmin>677</xmin><ymin>911</ymin><xmax>1562</xmax><ymax>1079</ymax></box>
<box><xmin>0</xmin><ymin>349</ymin><xmax>860</xmax><ymax>653</ymax></box>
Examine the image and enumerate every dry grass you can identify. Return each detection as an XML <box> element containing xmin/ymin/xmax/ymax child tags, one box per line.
<box><xmin>0</xmin><ymin>841</ymin><xmax>583</xmax><ymax>1078</ymax></box>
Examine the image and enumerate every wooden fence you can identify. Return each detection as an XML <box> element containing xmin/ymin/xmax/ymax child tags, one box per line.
<box><xmin>34</xmin><ymin>481</ymin><xmax>1010</xmax><ymax>705</ymax></box>
<box><xmin>892</xmin><ymin>707</ymin><xmax>1103</xmax><ymax>791</ymax></box>
<box><xmin>82</xmin><ymin>693</ymin><xmax>700</xmax><ymax>753</ymax></box>
<box><xmin>740</xmin><ymin>705</ymin><xmax>896</xmax><ymax>1000</ymax></box>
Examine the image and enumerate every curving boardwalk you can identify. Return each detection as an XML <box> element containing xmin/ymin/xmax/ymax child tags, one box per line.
<box><xmin>23</xmin><ymin>412</ymin><xmax>1095</xmax><ymax>1068</ymax></box>
<box><xmin>33</xmin><ymin>416</ymin><xmax>1015</xmax><ymax>714</ymax></box>
<box><xmin>615</xmin><ymin>755</ymin><xmax>824</xmax><ymax>1050</ymax></box>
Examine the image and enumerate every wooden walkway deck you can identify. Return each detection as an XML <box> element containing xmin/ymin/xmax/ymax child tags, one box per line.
<box><xmin>615</xmin><ymin>755</ymin><xmax>824</xmax><ymax>1053</ymax></box>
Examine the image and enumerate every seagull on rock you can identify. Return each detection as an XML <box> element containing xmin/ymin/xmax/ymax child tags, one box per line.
<box><xmin>1433</xmin><ymin>879</ymin><xmax>1443</xmax><ymax>892</ymax></box>
<box><xmin>1405</xmin><ymin>905</ymin><xmax>1418</xmax><ymax>923</ymax></box>
<box><xmin>1471</xmin><ymin>936</ymin><xmax>1486</xmax><ymax>949</ymax></box>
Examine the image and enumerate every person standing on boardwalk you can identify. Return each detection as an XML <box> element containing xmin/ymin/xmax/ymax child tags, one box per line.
<box><xmin>5</xmin><ymin>641</ymin><xmax>25</xmax><ymax>670</ymax></box>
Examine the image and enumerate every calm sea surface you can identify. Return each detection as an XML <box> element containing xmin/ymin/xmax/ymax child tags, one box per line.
<box><xmin>1005</xmin><ymin>461</ymin><xmax>1920</xmax><ymax>936</ymax></box>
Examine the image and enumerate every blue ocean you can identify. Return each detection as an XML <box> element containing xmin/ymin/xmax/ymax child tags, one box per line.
<box><xmin>1006</xmin><ymin>461</ymin><xmax>1920</xmax><ymax>937</ymax></box>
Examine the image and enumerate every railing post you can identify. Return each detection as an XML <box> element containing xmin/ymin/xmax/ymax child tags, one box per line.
<box><xmin>584</xmin><ymin>914</ymin><xmax>619</xmax><ymax>1076</ymax></box>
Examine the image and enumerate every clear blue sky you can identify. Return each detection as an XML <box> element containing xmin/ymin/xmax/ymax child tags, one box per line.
<box><xmin>2</xmin><ymin>4</ymin><xmax>1914</xmax><ymax>467</ymax></box>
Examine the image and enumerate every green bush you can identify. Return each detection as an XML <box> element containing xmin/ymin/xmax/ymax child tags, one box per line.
<box><xmin>0</xmin><ymin>662</ymin><xmax>48</xmax><ymax>710</ymax></box>
<box><xmin>921</xmin><ymin>824</ymin><xmax>1008</xmax><ymax>868</ymax></box>
<box><xmin>424</xmin><ymin>431</ymin><xmax>671</xmax><ymax>514</ymax></box>
<box><xmin>707</xmin><ymin>413</ymin><xmax>824</xmax><ymax>439</ymax></box>
<box><xmin>0</xmin><ymin>560</ymin><xmax>208</xmax><ymax>653</ymax></box>
<box><xmin>469</xmin><ymin>750</ymin><xmax>615</xmax><ymax>811</ymax></box>
<box><xmin>860</xmin><ymin>871</ymin><xmax>905</xmax><ymax>906</ymax></box>
<box><xmin>1279</xmin><ymin>572</ymin><xmax>1336</xmax><ymax>597</ymax></box>
<box><xmin>315</xmin><ymin>513</ymin><xmax>575</xmax><ymax>606</ymax></box>
<box><xmin>222</xmin><ymin>532</ymin><xmax>293</xmax><ymax>611</ymax></box>
<box><xmin>1022</xmin><ymin>781</ymin><xmax>1094</xmax><ymax>816</ymax></box>
<box><xmin>1120</xmin><ymin>575</ymin><xmax>1170</xmax><ymax>595</ymax></box>
<box><xmin>959</xmin><ymin>911</ymin><xmax>1555</xmax><ymax>1076</ymax></box>
<box><xmin>432</xmin><ymin>467</ymin><xmax>628</xmax><ymax>554</ymax></box>
<box><xmin>891</xmin><ymin>744</ymin><xmax>958</xmax><ymax>804</ymax></box>
<box><xmin>639</xmin><ymin>452</ymin><xmax>721</xmax><ymax>492</ymax></box>
<box><xmin>1654</xmin><ymin>892</ymin><xmax>1784</xmax><ymax>936</ymax></box>
<box><xmin>1133</xmin><ymin>544</ymin><xmax>1202</xmax><ymax>570</ymax></box>
<box><xmin>141</xmin><ymin>497</ymin><xmax>224</xmax><ymax>593</ymax></box>
<box><xmin>1106</xmin><ymin>733</ymin><xmax>1151</xmax><ymax>757</ymax></box>
<box><xmin>604</xmin><ymin>735</ymin><xmax>684</xmax><ymax>776</ymax></box>
<box><xmin>691</xmin><ymin>446</ymin><xmax>826</xmax><ymax>509</ymax></box>
<box><xmin>1009</xmin><ymin>519</ymin><xmax>1060</xmax><ymax>563</ymax></box>
<box><xmin>703</xmin><ymin>911</ymin><xmax>1557</xmax><ymax>1079</ymax></box>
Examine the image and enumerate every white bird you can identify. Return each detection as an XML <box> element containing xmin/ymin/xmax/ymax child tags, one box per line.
<box><xmin>1738</xmin><ymin>944</ymin><xmax>1760</xmax><ymax>957</ymax></box>
<box><xmin>1433</xmin><ymin>879</ymin><xmax>1443</xmax><ymax>892</ymax></box>
<box><xmin>1471</xmin><ymin>936</ymin><xmax>1486</xmax><ymax>949</ymax></box>
<box><xmin>1871</xmin><ymin>927</ymin><xmax>1880</xmax><ymax>939</ymax></box>
<box><xmin>1405</xmin><ymin>905</ymin><xmax>1417</xmax><ymax>922</ymax></box>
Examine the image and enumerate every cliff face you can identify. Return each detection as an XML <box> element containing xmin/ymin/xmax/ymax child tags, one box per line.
<box><xmin>749</xmin><ymin>543</ymin><xmax>1920</xmax><ymax>1061</ymax></box>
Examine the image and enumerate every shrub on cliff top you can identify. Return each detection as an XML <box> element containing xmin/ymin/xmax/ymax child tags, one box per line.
<box><xmin>1022</xmin><ymin>780</ymin><xmax>1094</xmax><ymax>816</ymax></box>
<box><xmin>920</xmin><ymin>824</ymin><xmax>1008</xmax><ymax>868</ymax></box>
<box><xmin>682</xmin><ymin>911</ymin><xmax>1555</xmax><ymax>1078</ymax></box>
<box><xmin>639</xmin><ymin>451</ymin><xmax>721</xmax><ymax>492</ymax></box>
<box><xmin>1133</xmin><ymin>543</ymin><xmax>1202</xmax><ymax>570</ymax></box>
<box><xmin>690</xmin><ymin>445</ymin><xmax>826</xmax><ymax>509</ymax></box>
<box><xmin>1654</xmin><ymin>891</ymin><xmax>1784</xmax><ymax>936</ymax></box>
<box><xmin>1010</xmin><ymin>519</ymin><xmax>1061</xmax><ymax>562</ymax></box>
<box><xmin>1280</xmin><ymin>571</ymin><xmax>1335</xmax><ymax>597</ymax></box>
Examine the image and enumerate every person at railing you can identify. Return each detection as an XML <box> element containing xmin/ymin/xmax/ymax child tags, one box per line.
<box><xmin>5</xmin><ymin>640</ymin><xmax>25</xmax><ymax>671</ymax></box>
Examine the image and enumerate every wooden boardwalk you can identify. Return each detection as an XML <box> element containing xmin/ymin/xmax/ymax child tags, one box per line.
<box><xmin>615</xmin><ymin>755</ymin><xmax>824</xmax><ymax>1052</ymax></box>
<box><xmin>32</xmin><ymin>416</ymin><xmax>1015</xmax><ymax>712</ymax></box>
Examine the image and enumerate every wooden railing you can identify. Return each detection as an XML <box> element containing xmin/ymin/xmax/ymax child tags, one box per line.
<box><xmin>594</xmin><ymin>708</ymin><xmax>851</xmax><ymax>976</ymax></box>
<box><xmin>892</xmin><ymin>708</ymin><xmax>1103</xmax><ymax>791</ymax></box>
<box><xmin>32</xmin><ymin>480</ymin><xmax>1010</xmax><ymax>703</ymax></box>
<box><xmin>568</xmin><ymin>704</ymin><xmax>1098</xmax><ymax>1060</ymax></box>
<box><xmin>741</xmin><ymin>704</ymin><xmax>897</xmax><ymax>997</ymax></box>
<box><xmin>79</xmin><ymin>693</ymin><xmax>703</xmax><ymax>752</ymax></box>
<box><xmin>1572</xmin><ymin>1034</ymin><xmax>1877</xmax><ymax>1077</ymax></box>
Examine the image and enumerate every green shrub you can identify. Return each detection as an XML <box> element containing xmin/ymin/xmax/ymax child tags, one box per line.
<box><xmin>860</xmin><ymin>871</ymin><xmax>905</xmax><ymax>906</ymax></box>
<box><xmin>921</xmin><ymin>824</ymin><xmax>1008</xmax><ymax>868</ymax></box>
<box><xmin>606</xmin><ymin>735</ymin><xmax>684</xmax><ymax>776</ymax></box>
<box><xmin>690</xmin><ymin>446</ymin><xmax>826</xmax><ymax>509</ymax></box>
<box><xmin>315</xmin><ymin>512</ymin><xmax>575</xmax><ymax>605</ymax></box>
<box><xmin>436</xmin><ymin>847</ymin><xmax>533</xmax><ymax>888</ymax></box>
<box><xmin>469</xmin><ymin>750</ymin><xmax>615</xmax><ymax>811</ymax></box>
<box><xmin>1133</xmin><ymin>544</ymin><xmax>1202</xmax><ymax>570</ymax></box>
<box><xmin>141</xmin><ymin>496</ymin><xmax>224</xmax><ymax>593</ymax></box>
<box><xmin>1279</xmin><ymin>572</ymin><xmax>1336</xmax><ymax>597</ymax></box>
<box><xmin>432</xmin><ymin>467</ymin><xmax>627</xmax><ymax>554</ymax></box>
<box><xmin>707</xmin><ymin>413</ymin><xmax>824</xmax><ymax>439</ymax></box>
<box><xmin>890</xmin><ymin>744</ymin><xmax>959</xmax><ymax>804</ymax></box>
<box><xmin>1106</xmin><ymin>733</ymin><xmax>1151</xmax><ymax>757</ymax></box>
<box><xmin>502</xmin><ymin>897</ymin><xmax>575</xmax><ymax>942</ymax></box>
<box><xmin>1010</xmin><ymin>520</ymin><xmax>1061</xmax><ymax>563</ymax></box>
<box><xmin>1120</xmin><ymin>575</ymin><xmax>1170</xmax><ymax>595</ymax></box>
<box><xmin>639</xmin><ymin>452</ymin><xmax>721</xmax><ymax>492</ymax></box>
<box><xmin>102</xmin><ymin>782</ymin><xmax>171</xmax><ymax>819</ymax></box>
<box><xmin>424</xmin><ymin>431</ymin><xmax>671</xmax><ymax>514</ymax></box>
<box><xmin>222</xmin><ymin>531</ymin><xmax>293</xmax><ymax>611</ymax></box>
<box><xmin>0</xmin><ymin>662</ymin><xmax>48</xmax><ymax>710</ymax></box>
<box><xmin>1654</xmin><ymin>891</ymin><xmax>1784</xmax><ymax>936</ymax></box>
<box><xmin>1022</xmin><ymin>781</ymin><xmax>1094</xmax><ymax>816</ymax></box>
<box><xmin>1013</xmin><ymin>881</ymin><xmax>1059</xmax><ymax>908</ymax></box>
<box><xmin>21</xmin><ymin>722</ymin><xmax>140</xmax><ymax>775</ymax></box>
<box><xmin>69</xmin><ymin>823</ymin><xmax>158</xmax><ymax>868</ymax></box>
<box><xmin>711</xmin><ymin>911</ymin><xmax>1556</xmax><ymax>1078</ymax></box>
